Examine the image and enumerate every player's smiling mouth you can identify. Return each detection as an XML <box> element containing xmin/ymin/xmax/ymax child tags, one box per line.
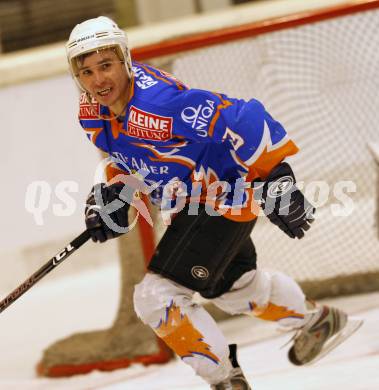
<box><xmin>98</xmin><ymin>88</ymin><xmax>112</xmax><ymax>97</ymax></box>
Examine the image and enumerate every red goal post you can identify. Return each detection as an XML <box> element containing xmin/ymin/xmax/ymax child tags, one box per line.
<box><xmin>130</xmin><ymin>0</ymin><xmax>379</xmax><ymax>299</ymax></box>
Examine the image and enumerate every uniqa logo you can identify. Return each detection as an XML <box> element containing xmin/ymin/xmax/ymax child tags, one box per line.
<box><xmin>181</xmin><ymin>99</ymin><xmax>215</xmax><ymax>138</ymax></box>
<box><xmin>191</xmin><ymin>266</ymin><xmax>209</xmax><ymax>280</ymax></box>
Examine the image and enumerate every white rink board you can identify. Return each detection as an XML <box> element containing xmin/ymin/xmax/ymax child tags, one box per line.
<box><xmin>0</xmin><ymin>265</ymin><xmax>378</xmax><ymax>390</ymax></box>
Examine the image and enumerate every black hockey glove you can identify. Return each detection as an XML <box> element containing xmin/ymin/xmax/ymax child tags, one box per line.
<box><xmin>85</xmin><ymin>183</ymin><xmax>130</xmax><ymax>243</ymax></box>
<box><xmin>253</xmin><ymin>162</ymin><xmax>315</xmax><ymax>239</ymax></box>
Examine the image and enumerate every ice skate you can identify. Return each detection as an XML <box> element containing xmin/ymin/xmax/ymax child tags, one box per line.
<box><xmin>211</xmin><ymin>344</ymin><xmax>251</xmax><ymax>390</ymax></box>
<box><xmin>288</xmin><ymin>305</ymin><xmax>363</xmax><ymax>366</ymax></box>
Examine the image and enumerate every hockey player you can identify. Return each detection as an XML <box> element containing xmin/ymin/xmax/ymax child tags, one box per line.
<box><xmin>66</xmin><ymin>16</ymin><xmax>362</xmax><ymax>389</ymax></box>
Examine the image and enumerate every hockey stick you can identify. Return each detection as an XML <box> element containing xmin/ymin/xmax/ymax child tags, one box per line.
<box><xmin>0</xmin><ymin>229</ymin><xmax>91</xmax><ymax>314</ymax></box>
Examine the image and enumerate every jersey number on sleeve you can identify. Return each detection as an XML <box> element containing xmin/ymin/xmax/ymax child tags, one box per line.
<box><xmin>222</xmin><ymin>127</ymin><xmax>244</xmax><ymax>151</ymax></box>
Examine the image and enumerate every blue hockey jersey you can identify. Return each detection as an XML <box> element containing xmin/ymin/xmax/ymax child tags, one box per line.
<box><xmin>78</xmin><ymin>61</ymin><xmax>299</xmax><ymax>221</ymax></box>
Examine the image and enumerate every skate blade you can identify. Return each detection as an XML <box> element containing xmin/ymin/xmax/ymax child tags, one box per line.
<box><xmin>304</xmin><ymin>317</ymin><xmax>364</xmax><ymax>366</ymax></box>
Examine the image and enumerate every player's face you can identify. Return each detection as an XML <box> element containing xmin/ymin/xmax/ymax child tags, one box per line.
<box><xmin>77</xmin><ymin>49</ymin><xmax>130</xmax><ymax>114</ymax></box>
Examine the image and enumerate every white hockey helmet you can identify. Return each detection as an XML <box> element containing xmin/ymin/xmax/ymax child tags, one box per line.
<box><xmin>66</xmin><ymin>16</ymin><xmax>132</xmax><ymax>89</ymax></box>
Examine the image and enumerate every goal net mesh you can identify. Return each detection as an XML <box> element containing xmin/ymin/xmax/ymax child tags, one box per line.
<box><xmin>145</xmin><ymin>4</ymin><xmax>379</xmax><ymax>298</ymax></box>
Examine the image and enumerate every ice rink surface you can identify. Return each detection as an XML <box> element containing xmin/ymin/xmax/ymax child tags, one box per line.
<box><xmin>0</xmin><ymin>264</ymin><xmax>378</xmax><ymax>390</ymax></box>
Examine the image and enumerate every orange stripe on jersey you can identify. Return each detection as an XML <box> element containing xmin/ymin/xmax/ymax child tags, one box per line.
<box><xmin>132</xmin><ymin>142</ymin><xmax>196</xmax><ymax>170</ymax></box>
<box><xmin>159</xmin><ymin>137</ymin><xmax>187</xmax><ymax>148</ymax></box>
<box><xmin>109</xmin><ymin>118</ymin><xmax>128</xmax><ymax>140</ymax></box>
<box><xmin>208</xmin><ymin>93</ymin><xmax>233</xmax><ymax>138</ymax></box>
<box><xmin>139</xmin><ymin>64</ymin><xmax>173</xmax><ymax>86</ymax></box>
<box><xmin>246</xmin><ymin>140</ymin><xmax>299</xmax><ymax>182</ymax></box>
<box><xmin>138</xmin><ymin>64</ymin><xmax>186</xmax><ymax>90</ymax></box>
<box><xmin>155</xmin><ymin>302</ymin><xmax>220</xmax><ymax>364</ymax></box>
<box><xmin>249</xmin><ymin>301</ymin><xmax>305</xmax><ymax>322</ymax></box>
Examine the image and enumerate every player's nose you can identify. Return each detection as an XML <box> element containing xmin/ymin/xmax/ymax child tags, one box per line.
<box><xmin>92</xmin><ymin>69</ymin><xmax>106</xmax><ymax>86</ymax></box>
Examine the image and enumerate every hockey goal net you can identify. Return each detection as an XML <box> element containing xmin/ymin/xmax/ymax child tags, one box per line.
<box><xmin>132</xmin><ymin>0</ymin><xmax>379</xmax><ymax>299</ymax></box>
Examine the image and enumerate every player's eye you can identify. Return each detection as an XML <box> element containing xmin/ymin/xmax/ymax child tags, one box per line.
<box><xmin>79</xmin><ymin>69</ymin><xmax>92</xmax><ymax>77</ymax></box>
<box><xmin>101</xmin><ymin>62</ymin><xmax>113</xmax><ymax>70</ymax></box>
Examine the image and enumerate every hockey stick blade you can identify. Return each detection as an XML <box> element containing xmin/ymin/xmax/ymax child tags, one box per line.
<box><xmin>0</xmin><ymin>230</ymin><xmax>91</xmax><ymax>314</ymax></box>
